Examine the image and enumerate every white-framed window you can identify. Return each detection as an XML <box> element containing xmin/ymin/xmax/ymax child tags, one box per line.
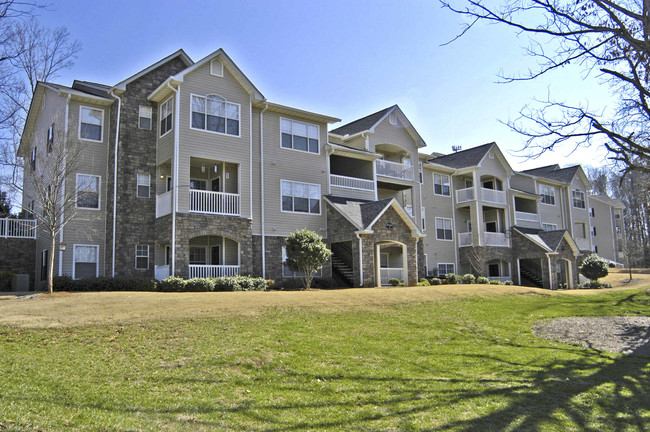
<box><xmin>73</xmin><ymin>244</ymin><xmax>99</xmax><ymax>280</ymax></box>
<box><xmin>47</xmin><ymin>123</ymin><xmax>54</xmax><ymax>152</ymax></box>
<box><xmin>41</xmin><ymin>249</ymin><xmax>49</xmax><ymax>281</ymax></box>
<box><xmin>76</xmin><ymin>174</ymin><xmax>100</xmax><ymax>209</ymax></box>
<box><xmin>594</xmin><ymin>245</ymin><xmax>599</xmax><ymax>254</ymax></box>
<box><xmin>435</xmin><ymin>217</ymin><xmax>453</xmax><ymax>240</ymax></box>
<box><xmin>160</xmin><ymin>97</ymin><xmax>173</xmax><ymax>136</ymax></box>
<box><xmin>79</xmin><ymin>106</ymin><xmax>103</xmax><ymax>142</ymax></box>
<box><xmin>389</xmin><ymin>112</ymin><xmax>397</xmax><ymax>125</ymax></box>
<box><xmin>421</xmin><ymin>206</ymin><xmax>426</xmax><ymax>231</ymax></box>
<box><xmin>135</xmin><ymin>245</ymin><xmax>149</xmax><ymax>270</ymax></box>
<box><xmin>438</xmin><ymin>263</ymin><xmax>455</xmax><ymax>276</ymax></box>
<box><xmin>30</xmin><ymin>147</ymin><xmax>37</xmax><ymax>171</ymax></box>
<box><xmin>281</xmin><ymin>180</ymin><xmax>320</xmax><ymax>214</ymax></box>
<box><xmin>540</xmin><ymin>184</ymin><xmax>555</xmax><ymax>205</ymax></box>
<box><xmin>210</xmin><ymin>58</ymin><xmax>223</xmax><ymax>77</ymax></box>
<box><xmin>136</xmin><ymin>174</ymin><xmax>150</xmax><ymax>198</ymax></box>
<box><xmin>614</xmin><ymin>211</ymin><xmax>622</xmax><ymax>219</ymax></box>
<box><xmin>433</xmin><ymin>173</ymin><xmax>450</xmax><ymax>196</ymax></box>
<box><xmin>282</xmin><ymin>246</ymin><xmax>322</xmax><ymax>278</ymax></box>
<box><xmin>542</xmin><ymin>223</ymin><xmax>558</xmax><ymax>231</ymax></box>
<box><xmin>191</xmin><ymin>94</ymin><xmax>240</xmax><ymax>136</ymax></box>
<box><xmin>589</xmin><ymin>207</ymin><xmax>595</xmax><ymax>218</ymax></box>
<box><xmin>572</xmin><ymin>190</ymin><xmax>586</xmax><ymax>209</ymax></box>
<box><xmin>592</xmin><ymin>226</ymin><xmax>597</xmax><ymax>236</ymax></box>
<box><xmin>575</xmin><ymin>222</ymin><xmax>587</xmax><ymax>238</ymax></box>
<box><xmin>281</xmin><ymin>118</ymin><xmax>319</xmax><ymax>154</ymax></box>
<box><xmin>189</xmin><ymin>246</ymin><xmax>207</xmax><ymax>265</ymax></box>
<box><xmin>189</xmin><ymin>179</ymin><xmax>207</xmax><ymax>190</ymax></box>
<box><xmin>138</xmin><ymin>105</ymin><xmax>152</xmax><ymax>130</ymax></box>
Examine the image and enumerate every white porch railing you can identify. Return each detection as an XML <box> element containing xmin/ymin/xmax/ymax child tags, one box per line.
<box><xmin>156</xmin><ymin>191</ymin><xmax>172</xmax><ymax>218</ymax></box>
<box><xmin>189</xmin><ymin>265</ymin><xmax>240</xmax><ymax>278</ymax></box>
<box><xmin>376</xmin><ymin>160</ymin><xmax>413</xmax><ymax>180</ymax></box>
<box><xmin>515</xmin><ymin>211</ymin><xmax>539</xmax><ymax>223</ymax></box>
<box><xmin>456</xmin><ymin>187</ymin><xmax>475</xmax><ymax>203</ymax></box>
<box><xmin>155</xmin><ymin>265</ymin><xmax>170</xmax><ymax>280</ymax></box>
<box><xmin>484</xmin><ymin>232</ymin><xmax>509</xmax><ymax>247</ymax></box>
<box><xmin>189</xmin><ymin>190</ymin><xmax>240</xmax><ymax>216</ymax></box>
<box><xmin>0</xmin><ymin>218</ymin><xmax>36</xmax><ymax>238</ymax></box>
<box><xmin>458</xmin><ymin>232</ymin><xmax>473</xmax><ymax>247</ymax></box>
<box><xmin>380</xmin><ymin>268</ymin><xmax>404</xmax><ymax>285</ymax></box>
<box><xmin>330</xmin><ymin>174</ymin><xmax>374</xmax><ymax>191</ymax></box>
<box><xmin>481</xmin><ymin>188</ymin><xmax>507</xmax><ymax>204</ymax></box>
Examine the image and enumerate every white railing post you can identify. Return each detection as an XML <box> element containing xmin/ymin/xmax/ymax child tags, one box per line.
<box><xmin>188</xmin><ymin>265</ymin><xmax>241</xmax><ymax>278</ymax></box>
<box><xmin>0</xmin><ymin>218</ymin><xmax>36</xmax><ymax>239</ymax></box>
<box><xmin>188</xmin><ymin>190</ymin><xmax>241</xmax><ymax>216</ymax></box>
<box><xmin>375</xmin><ymin>160</ymin><xmax>413</xmax><ymax>180</ymax></box>
<box><xmin>329</xmin><ymin>174</ymin><xmax>375</xmax><ymax>191</ymax></box>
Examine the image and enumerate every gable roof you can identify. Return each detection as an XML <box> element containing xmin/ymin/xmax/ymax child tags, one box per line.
<box><xmin>522</xmin><ymin>164</ymin><xmax>583</xmax><ymax>184</ymax></box>
<box><xmin>513</xmin><ymin>227</ymin><xmax>580</xmax><ymax>254</ymax></box>
<box><xmin>330</xmin><ymin>105</ymin><xmax>395</xmax><ymax>136</ymax></box>
<box><xmin>428</xmin><ymin>142</ymin><xmax>494</xmax><ymax>169</ymax></box>
<box><xmin>72</xmin><ymin>80</ymin><xmax>111</xmax><ymax>98</ymax></box>
<box><xmin>113</xmin><ymin>49</ymin><xmax>193</xmax><ymax>91</ymax></box>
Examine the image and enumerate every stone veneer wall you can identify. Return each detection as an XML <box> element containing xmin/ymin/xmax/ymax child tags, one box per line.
<box><xmin>106</xmin><ymin>57</ymin><xmax>188</xmax><ymax>278</ymax></box>
<box><xmin>0</xmin><ymin>238</ymin><xmax>35</xmax><ymax>289</ymax></box>
<box><xmin>326</xmin><ymin>203</ymin><xmax>362</xmax><ymax>286</ymax></box>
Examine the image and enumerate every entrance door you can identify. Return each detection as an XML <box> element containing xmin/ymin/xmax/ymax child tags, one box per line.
<box><xmin>212</xmin><ymin>177</ymin><xmax>221</xmax><ymax>192</ymax></box>
<box><xmin>211</xmin><ymin>246</ymin><xmax>221</xmax><ymax>266</ymax></box>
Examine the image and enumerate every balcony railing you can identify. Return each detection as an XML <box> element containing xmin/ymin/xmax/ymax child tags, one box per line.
<box><xmin>515</xmin><ymin>211</ymin><xmax>539</xmax><ymax>223</ymax></box>
<box><xmin>484</xmin><ymin>232</ymin><xmax>509</xmax><ymax>247</ymax></box>
<box><xmin>481</xmin><ymin>188</ymin><xmax>507</xmax><ymax>204</ymax></box>
<box><xmin>189</xmin><ymin>190</ymin><xmax>240</xmax><ymax>216</ymax></box>
<box><xmin>0</xmin><ymin>218</ymin><xmax>36</xmax><ymax>238</ymax></box>
<box><xmin>376</xmin><ymin>160</ymin><xmax>413</xmax><ymax>181</ymax></box>
<box><xmin>458</xmin><ymin>232</ymin><xmax>473</xmax><ymax>247</ymax></box>
<box><xmin>189</xmin><ymin>265</ymin><xmax>240</xmax><ymax>278</ymax></box>
<box><xmin>156</xmin><ymin>191</ymin><xmax>172</xmax><ymax>218</ymax></box>
<box><xmin>380</xmin><ymin>267</ymin><xmax>404</xmax><ymax>285</ymax></box>
<box><xmin>456</xmin><ymin>187</ymin><xmax>475</xmax><ymax>203</ymax></box>
<box><xmin>330</xmin><ymin>174</ymin><xmax>374</xmax><ymax>191</ymax></box>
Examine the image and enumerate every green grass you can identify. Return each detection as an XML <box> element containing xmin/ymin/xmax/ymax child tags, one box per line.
<box><xmin>1</xmin><ymin>289</ymin><xmax>649</xmax><ymax>431</ymax></box>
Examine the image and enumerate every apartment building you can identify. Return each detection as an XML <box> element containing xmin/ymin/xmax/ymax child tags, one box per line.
<box><xmin>17</xmin><ymin>48</ymin><xmax>625</xmax><ymax>289</ymax></box>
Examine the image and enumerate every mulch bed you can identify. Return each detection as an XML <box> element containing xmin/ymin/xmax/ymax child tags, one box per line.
<box><xmin>533</xmin><ymin>316</ymin><xmax>650</xmax><ymax>357</ymax></box>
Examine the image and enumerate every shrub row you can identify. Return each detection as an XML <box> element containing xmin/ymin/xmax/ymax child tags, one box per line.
<box><xmin>0</xmin><ymin>270</ymin><xmax>15</xmax><ymax>291</ymax></box>
<box><xmin>578</xmin><ymin>280</ymin><xmax>612</xmax><ymax>289</ymax></box>
<box><xmin>424</xmin><ymin>273</ymin><xmax>513</xmax><ymax>286</ymax></box>
<box><xmin>53</xmin><ymin>275</ymin><xmax>268</xmax><ymax>292</ymax></box>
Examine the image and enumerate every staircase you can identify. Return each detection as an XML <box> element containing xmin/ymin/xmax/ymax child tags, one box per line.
<box><xmin>519</xmin><ymin>259</ymin><xmax>544</xmax><ymax>288</ymax></box>
<box><xmin>331</xmin><ymin>242</ymin><xmax>354</xmax><ymax>287</ymax></box>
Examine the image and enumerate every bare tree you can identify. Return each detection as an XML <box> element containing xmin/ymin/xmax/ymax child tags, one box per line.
<box><xmin>442</xmin><ymin>0</ymin><xmax>650</xmax><ymax>174</ymax></box>
<box><xmin>465</xmin><ymin>246</ymin><xmax>491</xmax><ymax>276</ymax></box>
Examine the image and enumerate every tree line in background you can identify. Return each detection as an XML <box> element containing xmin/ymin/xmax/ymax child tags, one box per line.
<box><xmin>587</xmin><ymin>166</ymin><xmax>650</xmax><ymax>268</ymax></box>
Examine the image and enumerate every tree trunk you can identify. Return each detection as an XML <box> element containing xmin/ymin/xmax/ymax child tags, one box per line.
<box><xmin>48</xmin><ymin>234</ymin><xmax>56</xmax><ymax>293</ymax></box>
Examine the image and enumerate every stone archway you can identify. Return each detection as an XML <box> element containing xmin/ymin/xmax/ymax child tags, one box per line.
<box><xmin>374</xmin><ymin>240</ymin><xmax>408</xmax><ymax>286</ymax></box>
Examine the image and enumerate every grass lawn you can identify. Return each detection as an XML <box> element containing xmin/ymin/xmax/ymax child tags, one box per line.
<box><xmin>1</xmin><ymin>276</ymin><xmax>649</xmax><ymax>430</ymax></box>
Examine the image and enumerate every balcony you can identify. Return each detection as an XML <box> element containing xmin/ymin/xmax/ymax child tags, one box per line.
<box><xmin>156</xmin><ymin>191</ymin><xmax>172</xmax><ymax>218</ymax></box>
<box><xmin>0</xmin><ymin>218</ymin><xmax>36</xmax><ymax>238</ymax></box>
<box><xmin>458</xmin><ymin>232</ymin><xmax>509</xmax><ymax>247</ymax></box>
<box><xmin>455</xmin><ymin>187</ymin><xmax>506</xmax><ymax>204</ymax></box>
<box><xmin>458</xmin><ymin>232</ymin><xmax>473</xmax><ymax>247</ymax></box>
<box><xmin>189</xmin><ymin>190</ymin><xmax>240</xmax><ymax>216</ymax></box>
<box><xmin>380</xmin><ymin>267</ymin><xmax>404</xmax><ymax>285</ymax></box>
<box><xmin>330</xmin><ymin>174</ymin><xmax>374</xmax><ymax>191</ymax></box>
<box><xmin>515</xmin><ymin>211</ymin><xmax>539</xmax><ymax>223</ymax></box>
<box><xmin>456</xmin><ymin>187</ymin><xmax>475</xmax><ymax>203</ymax></box>
<box><xmin>189</xmin><ymin>264</ymin><xmax>240</xmax><ymax>278</ymax></box>
<box><xmin>376</xmin><ymin>159</ymin><xmax>413</xmax><ymax>181</ymax></box>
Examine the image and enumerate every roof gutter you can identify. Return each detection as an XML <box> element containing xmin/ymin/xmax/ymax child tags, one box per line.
<box><xmin>260</xmin><ymin>101</ymin><xmax>269</xmax><ymax>278</ymax></box>
<box><xmin>110</xmin><ymin>90</ymin><xmax>122</xmax><ymax>277</ymax></box>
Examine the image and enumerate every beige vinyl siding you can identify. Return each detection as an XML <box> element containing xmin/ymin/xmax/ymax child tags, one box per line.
<box><xmin>537</xmin><ymin>181</ymin><xmax>564</xmax><ymax>229</ymax></box>
<box><xmin>156</xmin><ymin>94</ymin><xmax>175</xmax><ymax>165</ymax></box>
<box><xmin>261</xmin><ymin>110</ymin><xmax>328</xmax><ymax>237</ymax></box>
<box><xmin>330</xmin><ymin>185</ymin><xmax>375</xmax><ymax>200</ymax></box>
<box><xmin>421</xmin><ymin>167</ymin><xmax>456</xmax><ymax>267</ymax></box>
<box><xmin>60</xmin><ymin>98</ymin><xmax>110</xmax><ymax>278</ymax></box>
<box><xmin>343</xmin><ymin>135</ymin><xmax>366</xmax><ymax>151</ymax></box>
<box><xmin>568</xmin><ymin>175</ymin><xmax>589</xmax><ymax>227</ymax></box>
<box><xmin>589</xmin><ymin>198</ymin><xmax>616</xmax><ymax>261</ymax></box>
<box><xmin>176</xmin><ymin>61</ymin><xmax>252</xmax><ymax>217</ymax></box>
<box><xmin>251</xmin><ymin>107</ymin><xmax>262</xmax><ymax>234</ymax></box>
<box><xmin>510</xmin><ymin>173</ymin><xmax>536</xmax><ymax>194</ymax></box>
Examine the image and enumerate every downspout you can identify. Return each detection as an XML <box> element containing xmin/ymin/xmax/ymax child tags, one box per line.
<box><xmin>249</xmin><ymin>96</ymin><xmax>253</xmax><ymax>219</ymax></box>
<box><xmin>110</xmin><ymin>90</ymin><xmax>122</xmax><ymax>277</ymax></box>
<box><xmin>59</xmin><ymin>94</ymin><xmax>71</xmax><ymax>276</ymax></box>
<box><xmin>260</xmin><ymin>101</ymin><xmax>269</xmax><ymax>278</ymax></box>
<box><xmin>168</xmin><ymin>82</ymin><xmax>180</xmax><ymax>276</ymax></box>
<box><xmin>547</xmin><ymin>253</ymin><xmax>553</xmax><ymax>290</ymax></box>
<box><xmin>355</xmin><ymin>232</ymin><xmax>364</xmax><ymax>286</ymax></box>
<box><xmin>585</xmin><ymin>193</ymin><xmax>594</xmax><ymax>251</ymax></box>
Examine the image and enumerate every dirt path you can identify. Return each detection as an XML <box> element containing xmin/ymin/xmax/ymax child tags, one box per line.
<box><xmin>1</xmin><ymin>270</ymin><xmax>648</xmax><ymax>329</ymax></box>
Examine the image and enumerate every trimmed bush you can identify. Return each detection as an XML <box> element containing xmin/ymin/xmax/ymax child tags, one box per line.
<box><xmin>185</xmin><ymin>278</ymin><xmax>214</xmax><ymax>292</ymax></box>
<box><xmin>159</xmin><ymin>276</ymin><xmax>186</xmax><ymax>292</ymax></box>
<box><xmin>418</xmin><ymin>278</ymin><xmax>430</xmax><ymax>286</ymax></box>
<box><xmin>0</xmin><ymin>270</ymin><xmax>15</xmax><ymax>290</ymax></box>
<box><xmin>579</xmin><ymin>254</ymin><xmax>609</xmax><ymax>282</ymax></box>
<box><xmin>388</xmin><ymin>278</ymin><xmax>401</xmax><ymax>286</ymax></box>
<box><xmin>212</xmin><ymin>276</ymin><xmax>267</xmax><ymax>291</ymax></box>
<box><xmin>504</xmin><ymin>280</ymin><xmax>514</xmax><ymax>286</ymax></box>
<box><xmin>579</xmin><ymin>280</ymin><xmax>612</xmax><ymax>289</ymax></box>
<box><xmin>489</xmin><ymin>279</ymin><xmax>504</xmax><ymax>285</ymax></box>
<box><xmin>430</xmin><ymin>278</ymin><xmax>442</xmax><ymax>285</ymax></box>
<box><xmin>52</xmin><ymin>276</ymin><xmax>158</xmax><ymax>292</ymax></box>
<box><xmin>53</xmin><ymin>275</ymin><xmax>74</xmax><ymax>291</ymax></box>
<box><xmin>476</xmin><ymin>276</ymin><xmax>489</xmax><ymax>284</ymax></box>
<box><xmin>461</xmin><ymin>274</ymin><xmax>476</xmax><ymax>284</ymax></box>
<box><xmin>445</xmin><ymin>273</ymin><xmax>458</xmax><ymax>284</ymax></box>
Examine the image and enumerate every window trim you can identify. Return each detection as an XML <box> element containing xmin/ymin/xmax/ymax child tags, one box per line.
<box><xmin>47</xmin><ymin>123</ymin><xmax>54</xmax><ymax>153</ymax></box>
<box><xmin>210</xmin><ymin>58</ymin><xmax>224</xmax><ymax>77</ymax></box>
<box><xmin>138</xmin><ymin>105</ymin><xmax>152</xmax><ymax>130</ymax></box>
<box><xmin>75</xmin><ymin>173</ymin><xmax>101</xmax><ymax>210</ymax></box>
<box><xmin>435</xmin><ymin>217</ymin><xmax>453</xmax><ymax>241</ymax></box>
<box><xmin>135</xmin><ymin>245</ymin><xmax>149</xmax><ymax>270</ymax></box>
<box><xmin>572</xmin><ymin>189</ymin><xmax>586</xmax><ymax>209</ymax></box>
<box><xmin>189</xmin><ymin>93</ymin><xmax>241</xmax><ymax>137</ymax></box>
<box><xmin>189</xmin><ymin>246</ymin><xmax>207</xmax><ymax>265</ymax></box>
<box><xmin>280</xmin><ymin>117</ymin><xmax>321</xmax><ymax>155</ymax></box>
<box><xmin>539</xmin><ymin>184</ymin><xmax>556</xmax><ymax>206</ymax></box>
<box><xmin>159</xmin><ymin>96</ymin><xmax>174</xmax><ymax>137</ymax></box>
<box><xmin>433</xmin><ymin>173</ymin><xmax>451</xmax><ymax>197</ymax></box>
<box><xmin>41</xmin><ymin>249</ymin><xmax>49</xmax><ymax>281</ymax></box>
<box><xmin>72</xmin><ymin>244</ymin><xmax>99</xmax><ymax>280</ymax></box>
<box><xmin>542</xmin><ymin>223</ymin><xmax>558</xmax><ymax>231</ymax></box>
<box><xmin>421</xmin><ymin>206</ymin><xmax>426</xmax><ymax>231</ymax></box>
<box><xmin>136</xmin><ymin>173</ymin><xmax>150</xmax><ymax>198</ymax></box>
<box><xmin>438</xmin><ymin>263</ymin><xmax>455</xmax><ymax>276</ymax></box>
<box><xmin>280</xmin><ymin>179</ymin><xmax>321</xmax><ymax>216</ymax></box>
<box><xmin>78</xmin><ymin>106</ymin><xmax>104</xmax><ymax>143</ymax></box>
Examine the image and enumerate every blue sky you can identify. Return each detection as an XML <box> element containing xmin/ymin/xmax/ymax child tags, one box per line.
<box><xmin>37</xmin><ymin>0</ymin><xmax>613</xmax><ymax>171</ymax></box>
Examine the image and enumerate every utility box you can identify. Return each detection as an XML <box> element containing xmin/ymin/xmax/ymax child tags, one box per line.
<box><xmin>11</xmin><ymin>274</ymin><xmax>30</xmax><ymax>291</ymax></box>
